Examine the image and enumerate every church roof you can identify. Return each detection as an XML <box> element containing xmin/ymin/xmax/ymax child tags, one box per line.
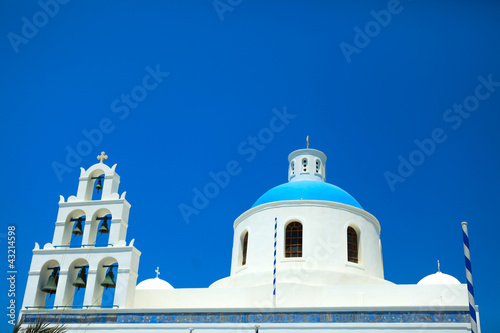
<box><xmin>252</xmin><ymin>180</ymin><xmax>363</xmax><ymax>209</ymax></box>
<box><xmin>417</xmin><ymin>272</ymin><xmax>461</xmax><ymax>285</ymax></box>
<box><xmin>136</xmin><ymin>277</ymin><xmax>174</xmax><ymax>290</ymax></box>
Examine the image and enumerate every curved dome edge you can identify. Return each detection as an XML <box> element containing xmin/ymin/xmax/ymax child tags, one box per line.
<box><xmin>251</xmin><ymin>180</ymin><xmax>363</xmax><ymax>209</ymax></box>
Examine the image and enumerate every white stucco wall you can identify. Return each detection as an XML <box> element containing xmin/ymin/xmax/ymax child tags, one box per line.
<box><xmin>210</xmin><ymin>200</ymin><xmax>386</xmax><ymax>289</ymax></box>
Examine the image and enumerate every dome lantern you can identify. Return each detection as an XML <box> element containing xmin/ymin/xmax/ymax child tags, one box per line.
<box><xmin>288</xmin><ymin>148</ymin><xmax>327</xmax><ymax>182</ymax></box>
<box><xmin>252</xmin><ymin>141</ymin><xmax>362</xmax><ymax>209</ymax></box>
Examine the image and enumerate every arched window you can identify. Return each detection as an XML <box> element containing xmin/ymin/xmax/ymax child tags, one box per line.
<box><xmin>69</xmin><ymin>215</ymin><xmax>86</xmax><ymax>248</ymax></box>
<box><xmin>95</xmin><ymin>214</ymin><xmax>112</xmax><ymax>247</ymax></box>
<box><xmin>100</xmin><ymin>264</ymin><xmax>118</xmax><ymax>308</ymax></box>
<box><xmin>93</xmin><ymin>176</ymin><xmax>104</xmax><ymax>200</ymax></box>
<box><xmin>315</xmin><ymin>159</ymin><xmax>321</xmax><ymax>174</ymax></box>
<box><xmin>285</xmin><ymin>222</ymin><xmax>302</xmax><ymax>257</ymax></box>
<box><xmin>241</xmin><ymin>232</ymin><xmax>248</xmax><ymax>266</ymax></box>
<box><xmin>37</xmin><ymin>262</ymin><xmax>60</xmax><ymax>309</ymax></box>
<box><xmin>302</xmin><ymin>158</ymin><xmax>308</xmax><ymax>172</ymax></box>
<box><xmin>66</xmin><ymin>259</ymin><xmax>89</xmax><ymax>309</ymax></box>
<box><xmin>85</xmin><ymin>170</ymin><xmax>105</xmax><ymax>201</ymax></box>
<box><xmin>93</xmin><ymin>258</ymin><xmax>118</xmax><ymax>308</ymax></box>
<box><xmin>347</xmin><ymin>227</ymin><xmax>358</xmax><ymax>263</ymax></box>
<box><xmin>291</xmin><ymin>161</ymin><xmax>295</xmax><ymax>175</ymax></box>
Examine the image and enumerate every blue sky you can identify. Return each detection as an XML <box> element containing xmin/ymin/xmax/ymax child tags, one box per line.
<box><xmin>1</xmin><ymin>0</ymin><xmax>499</xmax><ymax>331</ymax></box>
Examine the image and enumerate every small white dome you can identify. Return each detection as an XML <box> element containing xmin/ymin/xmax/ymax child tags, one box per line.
<box><xmin>136</xmin><ymin>277</ymin><xmax>174</xmax><ymax>290</ymax></box>
<box><xmin>417</xmin><ymin>271</ymin><xmax>461</xmax><ymax>285</ymax></box>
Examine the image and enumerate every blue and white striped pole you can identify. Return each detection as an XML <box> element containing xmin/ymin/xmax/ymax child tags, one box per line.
<box><xmin>462</xmin><ymin>221</ymin><xmax>478</xmax><ymax>333</ymax></box>
<box><xmin>273</xmin><ymin>217</ymin><xmax>277</xmax><ymax>307</ymax></box>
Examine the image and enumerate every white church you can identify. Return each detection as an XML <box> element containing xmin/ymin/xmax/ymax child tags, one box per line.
<box><xmin>19</xmin><ymin>146</ymin><xmax>480</xmax><ymax>332</ymax></box>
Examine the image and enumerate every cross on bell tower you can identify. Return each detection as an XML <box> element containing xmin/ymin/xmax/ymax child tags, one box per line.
<box><xmin>97</xmin><ymin>151</ymin><xmax>108</xmax><ymax>163</ymax></box>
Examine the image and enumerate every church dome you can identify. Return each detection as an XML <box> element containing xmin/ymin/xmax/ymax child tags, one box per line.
<box><xmin>417</xmin><ymin>272</ymin><xmax>461</xmax><ymax>285</ymax></box>
<box><xmin>252</xmin><ymin>180</ymin><xmax>362</xmax><ymax>209</ymax></box>
<box><xmin>136</xmin><ymin>277</ymin><xmax>174</xmax><ymax>290</ymax></box>
<box><xmin>251</xmin><ymin>146</ymin><xmax>363</xmax><ymax>209</ymax></box>
<box><xmin>211</xmin><ymin>143</ymin><xmax>388</xmax><ymax>290</ymax></box>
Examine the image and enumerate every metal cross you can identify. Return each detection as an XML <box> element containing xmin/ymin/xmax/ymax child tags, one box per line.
<box><xmin>306</xmin><ymin>135</ymin><xmax>309</xmax><ymax>149</ymax></box>
<box><xmin>155</xmin><ymin>267</ymin><xmax>160</xmax><ymax>278</ymax></box>
<box><xmin>97</xmin><ymin>151</ymin><xmax>108</xmax><ymax>163</ymax></box>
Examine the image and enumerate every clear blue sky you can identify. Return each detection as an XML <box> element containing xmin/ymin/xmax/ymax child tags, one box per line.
<box><xmin>1</xmin><ymin>0</ymin><xmax>499</xmax><ymax>331</ymax></box>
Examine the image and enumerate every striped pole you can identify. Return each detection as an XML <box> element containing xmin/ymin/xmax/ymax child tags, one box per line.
<box><xmin>273</xmin><ymin>217</ymin><xmax>277</xmax><ymax>307</ymax></box>
<box><xmin>462</xmin><ymin>222</ymin><xmax>478</xmax><ymax>333</ymax></box>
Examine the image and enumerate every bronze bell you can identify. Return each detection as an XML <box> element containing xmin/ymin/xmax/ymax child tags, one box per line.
<box><xmin>100</xmin><ymin>269</ymin><xmax>116</xmax><ymax>289</ymax></box>
<box><xmin>95</xmin><ymin>179</ymin><xmax>103</xmax><ymax>193</ymax></box>
<box><xmin>72</xmin><ymin>220</ymin><xmax>83</xmax><ymax>236</ymax></box>
<box><xmin>42</xmin><ymin>268</ymin><xmax>59</xmax><ymax>295</ymax></box>
<box><xmin>98</xmin><ymin>218</ymin><xmax>110</xmax><ymax>234</ymax></box>
<box><xmin>73</xmin><ymin>267</ymin><xmax>87</xmax><ymax>290</ymax></box>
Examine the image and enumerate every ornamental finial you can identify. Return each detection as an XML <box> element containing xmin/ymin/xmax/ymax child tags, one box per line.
<box><xmin>155</xmin><ymin>267</ymin><xmax>160</xmax><ymax>278</ymax></box>
<box><xmin>306</xmin><ymin>135</ymin><xmax>309</xmax><ymax>149</ymax></box>
<box><xmin>437</xmin><ymin>260</ymin><xmax>441</xmax><ymax>273</ymax></box>
<box><xmin>97</xmin><ymin>151</ymin><xmax>108</xmax><ymax>163</ymax></box>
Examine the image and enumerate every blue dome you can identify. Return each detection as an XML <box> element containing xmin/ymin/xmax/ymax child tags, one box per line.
<box><xmin>252</xmin><ymin>180</ymin><xmax>363</xmax><ymax>209</ymax></box>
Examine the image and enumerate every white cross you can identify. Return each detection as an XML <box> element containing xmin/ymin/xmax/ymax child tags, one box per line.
<box><xmin>97</xmin><ymin>151</ymin><xmax>108</xmax><ymax>163</ymax></box>
<box><xmin>155</xmin><ymin>267</ymin><xmax>160</xmax><ymax>278</ymax></box>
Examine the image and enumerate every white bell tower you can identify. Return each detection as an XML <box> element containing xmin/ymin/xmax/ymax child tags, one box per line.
<box><xmin>21</xmin><ymin>152</ymin><xmax>141</xmax><ymax>311</ymax></box>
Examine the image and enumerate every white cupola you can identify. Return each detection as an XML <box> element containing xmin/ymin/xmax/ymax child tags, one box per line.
<box><xmin>288</xmin><ymin>148</ymin><xmax>327</xmax><ymax>182</ymax></box>
<box><xmin>136</xmin><ymin>267</ymin><xmax>173</xmax><ymax>290</ymax></box>
<box><xmin>417</xmin><ymin>261</ymin><xmax>461</xmax><ymax>285</ymax></box>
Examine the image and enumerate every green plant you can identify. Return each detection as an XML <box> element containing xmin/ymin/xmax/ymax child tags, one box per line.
<box><xmin>12</xmin><ymin>317</ymin><xmax>67</xmax><ymax>333</ymax></box>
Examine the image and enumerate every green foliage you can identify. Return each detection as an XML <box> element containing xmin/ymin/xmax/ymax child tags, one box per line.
<box><xmin>12</xmin><ymin>317</ymin><xmax>67</xmax><ymax>333</ymax></box>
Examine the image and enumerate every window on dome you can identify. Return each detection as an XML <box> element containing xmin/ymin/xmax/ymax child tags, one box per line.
<box><xmin>302</xmin><ymin>158</ymin><xmax>308</xmax><ymax>172</ymax></box>
<box><xmin>315</xmin><ymin>159</ymin><xmax>321</xmax><ymax>174</ymax></box>
<box><xmin>291</xmin><ymin>161</ymin><xmax>295</xmax><ymax>175</ymax></box>
<box><xmin>347</xmin><ymin>227</ymin><xmax>358</xmax><ymax>263</ymax></box>
<box><xmin>241</xmin><ymin>231</ymin><xmax>248</xmax><ymax>266</ymax></box>
<box><xmin>285</xmin><ymin>222</ymin><xmax>302</xmax><ymax>257</ymax></box>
